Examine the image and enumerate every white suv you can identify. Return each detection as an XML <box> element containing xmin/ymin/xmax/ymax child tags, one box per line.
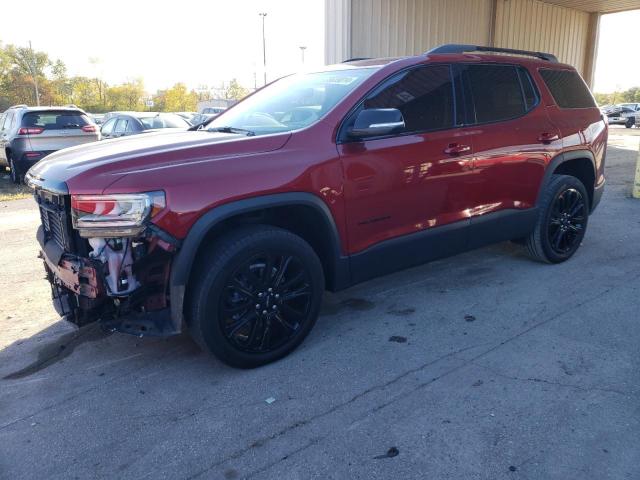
<box><xmin>0</xmin><ymin>105</ymin><xmax>100</xmax><ymax>183</ymax></box>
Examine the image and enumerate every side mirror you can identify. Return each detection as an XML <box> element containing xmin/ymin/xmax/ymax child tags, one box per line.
<box><xmin>348</xmin><ymin>108</ymin><xmax>405</xmax><ymax>138</ymax></box>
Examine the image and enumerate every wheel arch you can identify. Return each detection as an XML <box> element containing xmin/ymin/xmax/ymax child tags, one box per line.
<box><xmin>538</xmin><ymin>150</ymin><xmax>596</xmax><ymax>211</ymax></box>
<box><xmin>169</xmin><ymin>193</ymin><xmax>350</xmax><ymax>330</ymax></box>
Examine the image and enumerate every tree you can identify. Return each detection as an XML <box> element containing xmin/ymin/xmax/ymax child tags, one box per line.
<box><xmin>221</xmin><ymin>79</ymin><xmax>249</xmax><ymax>101</ymax></box>
<box><xmin>162</xmin><ymin>83</ymin><xmax>198</xmax><ymax>111</ymax></box>
<box><xmin>105</xmin><ymin>79</ymin><xmax>145</xmax><ymax>110</ymax></box>
<box><xmin>5</xmin><ymin>44</ymin><xmax>51</xmax><ymax>105</ymax></box>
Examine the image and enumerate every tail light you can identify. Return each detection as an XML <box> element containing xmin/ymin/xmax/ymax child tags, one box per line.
<box><xmin>18</xmin><ymin>127</ymin><xmax>44</xmax><ymax>135</ymax></box>
<box><xmin>71</xmin><ymin>191</ymin><xmax>166</xmax><ymax>237</ymax></box>
<box><xmin>82</xmin><ymin>125</ymin><xmax>97</xmax><ymax>132</ymax></box>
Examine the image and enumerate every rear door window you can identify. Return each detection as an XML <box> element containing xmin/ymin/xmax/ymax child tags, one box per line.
<box><xmin>21</xmin><ymin>111</ymin><xmax>90</xmax><ymax>130</ymax></box>
<box><xmin>113</xmin><ymin>118</ymin><xmax>128</xmax><ymax>135</ymax></box>
<box><xmin>463</xmin><ymin>64</ymin><xmax>530</xmax><ymax>123</ymax></box>
<box><xmin>539</xmin><ymin>69</ymin><xmax>596</xmax><ymax>109</ymax></box>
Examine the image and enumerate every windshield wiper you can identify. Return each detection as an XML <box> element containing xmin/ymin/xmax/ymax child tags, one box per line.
<box><xmin>207</xmin><ymin>126</ymin><xmax>255</xmax><ymax>137</ymax></box>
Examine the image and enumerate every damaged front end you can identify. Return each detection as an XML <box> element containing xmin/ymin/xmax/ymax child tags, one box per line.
<box><xmin>31</xmin><ymin>184</ymin><xmax>181</xmax><ymax>337</ymax></box>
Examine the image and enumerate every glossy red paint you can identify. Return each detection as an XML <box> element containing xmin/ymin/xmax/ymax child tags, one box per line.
<box><xmin>37</xmin><ymin>53</ymin><xmax>607</xmax><ymax>257</ymax></box>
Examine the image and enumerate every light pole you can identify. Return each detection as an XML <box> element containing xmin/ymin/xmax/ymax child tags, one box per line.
<box><xmin>299</xmin><ymin>46</ymin><xmax>307</xmax><ymax>64</ymax></box>
<box><xmin>28</xmin><ymin>40</ymin><xmax>40</xmax><ymax>106</ymax></box>
<box><xmin>259</xmin><ymin>13</ymin><xmax>267</xmax><ymax>85</ymax></box>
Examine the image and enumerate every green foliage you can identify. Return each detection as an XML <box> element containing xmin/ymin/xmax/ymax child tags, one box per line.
<box><xmin>222</xmin><ymin>79</ymin><xmax>249</xmax><ymax>100</ymax></box>
<box><xmin>105</xmin><ymin>79</ymin><xmax>146</xmax><ymax>111</ymax></box>
<box><xmin>594</xmin><ymin>87</ymin><xmax>640</xmax><ymax>106</ymax></box>
<box><xmin>0</xmin><ymin>40</ymin><xmax>243</xmax><ymax>113</ymax></box>
<box><xmin>154</xmin><ymin>83</ymin><xmax>198</xmax><ymax>112</ymax></box>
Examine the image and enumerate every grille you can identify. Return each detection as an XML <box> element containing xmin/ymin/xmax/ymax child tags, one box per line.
<box><xmin>37</xmin><ymin>190</ymin><xmax>72</xmax><ymax>252</ymax></box>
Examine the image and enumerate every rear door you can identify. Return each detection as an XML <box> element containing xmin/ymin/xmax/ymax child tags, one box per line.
<box><xmin>459</xmin><ymin>63</ymin><xmax>562</xmax><ymax>246</ymax></box>
<box><xmin>21</xmin><ymin>110</ymin><xmax>97</xmax><ymax>153</ymax></box>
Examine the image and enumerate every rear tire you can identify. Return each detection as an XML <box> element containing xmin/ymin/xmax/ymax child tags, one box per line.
<box><xmin>9</xmin><ymin>155</ymin><xmax>22</xmax><ymax>184</ymax></box>
<box><xmin>526</xmin><ymin>174</ymin><xmax>589</xmax><ymax>263</ymax></box>
<box><xmin>188</xmin><ymin>225</ymin><xmax>324</xmax><ymax>368</ymax></box>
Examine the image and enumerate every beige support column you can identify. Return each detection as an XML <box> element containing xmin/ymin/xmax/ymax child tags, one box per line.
<box><xmin>324</xmin><ymin>0</ymin><xmax>352</xmax><ymax>64</ymax></box>
<box><xmin>633</xmin><ymin>144</ymin><xmax>640</xmax><ymax>199</ymax></box>
<box><xmin>583</xmin><ymin>12</ymin><xmax>601</xmax><ymax>89</ymax></box>
<box><xmin>489</xmin><ymin>0</ymin><xmax>498</xmax><ymax>47</ymax></box>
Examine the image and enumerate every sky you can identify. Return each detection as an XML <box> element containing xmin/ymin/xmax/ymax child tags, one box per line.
<box><xmin>593</xmin><ymin>9</ymin><xmax>640</xmax><ymax>92</ymax></box>
<box><xmin>0</xmin><ymin>0</ymin><xmax>325</xmax><ymax>93</ymax></box>
<box><xmin>0</xmin><ymin>1</ymin><xmax>636</xmax><ymax>94</ymax></box>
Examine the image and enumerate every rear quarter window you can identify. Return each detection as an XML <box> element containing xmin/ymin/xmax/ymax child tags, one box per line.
<box><xmin>539</xmin><ymin>69</ymin><xmax>596</xmax><ymax>109</ymax></box>
<box><xmin>21</xmin><ymin>111</ymin><xmax>90</xmax><ymax>130</ymax></box>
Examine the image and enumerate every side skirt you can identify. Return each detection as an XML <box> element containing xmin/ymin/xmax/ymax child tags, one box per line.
<box><xmin>346</xmin><ymin>208</ymin><xmax>538</xmax><ymax>287</ymax></box>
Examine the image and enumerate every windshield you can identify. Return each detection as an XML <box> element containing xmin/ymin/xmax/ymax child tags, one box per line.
<box><xmin>206</xmin><ymin>68</ymin><xmax>377</xmax><ymax>135</ymax></box>
<box><xmin>138</xmin><ymin>114</ymin><xmax>190</xmax><ymax>129</ymax></box>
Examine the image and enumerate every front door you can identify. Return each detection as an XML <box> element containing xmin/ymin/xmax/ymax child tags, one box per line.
<box><xmin>337</xmin><ymin>64</ymin><xmax>477</xmax><ymax>281</ymax></box>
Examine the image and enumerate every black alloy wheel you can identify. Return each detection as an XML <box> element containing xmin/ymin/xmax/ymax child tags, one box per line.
<box><xmin>546</xmin><ymin>187</ymin><xmax>586</xmax><ymax>256</ymax></box>
<box><xmin>220</xmin><ymin>252</ymin><xmax>312</xmax><ymax>354</ymax></box>
<box><xmin>526</xmin><ymin>174</ymin><xmax>589</xmax><ymax>263</ymax></box>
<box><xmin>189</xmin><ymin>225</ymin><xmax>324</xmax><ymax>368</ymax></box>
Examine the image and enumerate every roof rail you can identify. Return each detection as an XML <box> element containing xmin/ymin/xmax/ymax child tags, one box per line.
<box><xmin>8</xmin><ymin>104</ymin><xmax>28</xmax><ymax>109</ymax></box>
<box><xmin>426</xmin><ymin>44</ymin><xmax>558</xmax><ymax>62</ymax></box>
<box><xmin>342</xmin><ymin>57</ymin><xmax>371</xmax><ymax>63</ymax></box>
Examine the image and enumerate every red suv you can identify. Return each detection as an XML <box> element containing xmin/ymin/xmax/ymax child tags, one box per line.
<box><xmin>26</xmin><ymin>45</ymin><xmax>607</xmax><ymax>368</ymax></box>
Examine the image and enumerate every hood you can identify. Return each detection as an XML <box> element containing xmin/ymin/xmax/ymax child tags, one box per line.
<box><xmin>26</xmin><ymin>130</ymin><xmax>291</xmax><ymax>194</ymax></box>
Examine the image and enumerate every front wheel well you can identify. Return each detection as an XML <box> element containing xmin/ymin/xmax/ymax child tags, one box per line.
<box><xmin>189</xmin><ymin>204</ymin><xmax>341</xmax><ymax>291</ymax></box>
<box><xmin>552</xmin><ymin>158</ymin><xmax>595</xmax><ymax>208</ymax></box>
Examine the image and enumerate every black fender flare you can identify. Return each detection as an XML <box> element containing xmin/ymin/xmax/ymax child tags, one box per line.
<box><xmin>168</xmin><ymin>192</ymin><xmax>349</xmax><ymax>329</ymax></box>
<box><xmin>536</xmin><ymin>150</ymin><xmax>596</xmax><ymax>207</ymax></box>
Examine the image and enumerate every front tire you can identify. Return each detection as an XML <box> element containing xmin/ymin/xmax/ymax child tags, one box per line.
<box><xmin>526</xmin><ymin>174</ymin><xmax>589</xmax><ymax>263</ymax></box>
<box><xmin>625</xmin><ymin>118</ymin><xmax>635</xmax><ymax>128</ymax></box>
<box><xmin>188</xmin><ymin>225</ymin><xmax>324</xmax><ymax>368</ymax></box>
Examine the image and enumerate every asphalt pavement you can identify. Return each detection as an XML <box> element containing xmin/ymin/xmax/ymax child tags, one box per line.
<box><xmin>0</xmin><ymin>132</ymin><xmax>639</xmax><ymax>479</ymax></box>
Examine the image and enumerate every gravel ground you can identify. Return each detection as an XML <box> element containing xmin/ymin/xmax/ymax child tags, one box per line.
<box><xmin>0</xmin><ymin>131</ymin><xmax>639</xmax><ymax>480</ymax></box>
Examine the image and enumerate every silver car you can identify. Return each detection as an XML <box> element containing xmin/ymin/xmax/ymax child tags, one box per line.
<box><xmin>0</xmin><ymin>105</ymin><xmax>100</xmax><ymax>183</ymax></box>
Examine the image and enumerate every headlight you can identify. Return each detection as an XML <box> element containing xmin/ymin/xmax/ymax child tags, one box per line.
<box><xmin>71</xmin><ymin>191</ymin><xmax>165</xmax><ymax>237</ymax></box>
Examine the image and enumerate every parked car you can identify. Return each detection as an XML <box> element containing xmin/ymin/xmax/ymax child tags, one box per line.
<box><xmin>102</xmin><ymin>111</ymin><xmax>134</xmax><ymax>123</ymax></box>
<box><xmin>100</xmin><ymin>112</ymin><xmax>191</xmax><ymax>138</ymax></box>
<box><xmin>619</xmin><ymin>102</ymin><xmax>640</xmax><ymax>112</ymax></box>
<box><xmin>189</xmin><ymin>113</ymin><xmax>216</xmax><ymax>127</ymax></box>
<box><xmin>26</xmin><ymin>44</ymin><xmax>606</xmax><ymax>368</ymax></box>
<box><xmin>174</xmin><ymin>112</ymin><xmax>197</xmax><ymax>123</ymax></box>
<box><xmin>1</xmin><ymin>105</ymin><xmax>100</xmax><ymax>183</ymax></box>
<box><xmin>89</xmin><ymin>113</ymin><xmax>105</xmax><ymax>125</ymax></box>
<box><xmin>604</xmin><ymin>106</ymin><xmax>636</xmax><ymax>127</ymax></box>
<box><xmin>201</xmin><ymin>106</ymin><xmax>226</xmax><ymax>115</ymax></box>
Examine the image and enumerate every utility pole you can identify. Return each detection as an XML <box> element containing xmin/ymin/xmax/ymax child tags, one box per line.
<box><xmin>259</xmin><ymin>13</ymin><xmax>267</xmax><ymax>85</ymax></box>
<box><xmin>28</xmin><ymin>40</ymin><xmax>40</xmax><ymax>106</ymax></box>
<box><xmin>299</xmin><ymin>46</ymin><xmax>307</xmax><ymax>64</ymax></box>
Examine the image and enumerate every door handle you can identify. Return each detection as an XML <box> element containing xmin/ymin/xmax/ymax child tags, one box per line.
<box><xmin>444</xmin><ymin>143</ymin><xmax>471</xmax><ymax>155</ymax></box>
<box><xmin>538</xmin><ymin>132</ymin><xmax>559</xmax><ymax>143</ymax></box>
